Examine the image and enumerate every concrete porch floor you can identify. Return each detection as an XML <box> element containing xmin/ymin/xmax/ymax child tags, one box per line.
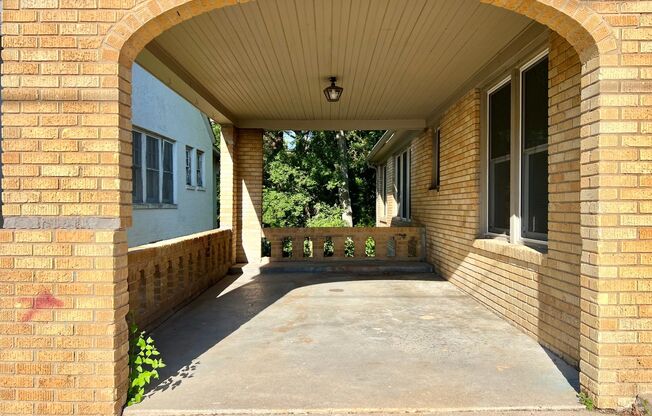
<box><xmin>124</xmin><ymin>270</ymin><xmax>584</xmax><ymax>415</ymax></box>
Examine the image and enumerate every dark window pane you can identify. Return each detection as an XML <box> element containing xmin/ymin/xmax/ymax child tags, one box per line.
<box><xmin>145</xmin><ymin>136</ymin><xmax>160</xmax><ymax>203</ymax></box>
<box><xmin>402</xmin><ymin>152</ymin><xmax>408</xmax><ymax>218</ymax></box>
<box><xmin>489</xmin><ymin>82</ymin><xmax>511</xmax><ymax>159</ymax></box>
<box><xmin>523</xmin><ymin>150</ymin><xmax>548</xmax><ymax>239</ymax></box>
<box><xmin>522</xmin><ymin>57</ymin><xmax>549</xmax><ymax>149</ymax></box>
<box><xmin>489</xmin><ymin>160</ymin><xmax>510</xmax><ymax>233</ymax></box>
<box><xmin>162</xmin><ymin>141</ymin><xmax>174</xmax><ymax>204</ymax></box>
<box><xmin>396</xmin><ymin>156</ymin><xmax>401</xmax><ymax>213</ymax></box>
<box><xmin>196</xmin><ymin>150</ymin><xmax>204</xmax><ymax>188</ymax></box>
<box><xmin>132</xmin><ymin>131</ymin><xmax>143</xmax><ymax>204</ymax></box>
<box><xmin>185</xmin><ymin>147</ymin><xmax>193</xmax><ymax>186</ymax></box>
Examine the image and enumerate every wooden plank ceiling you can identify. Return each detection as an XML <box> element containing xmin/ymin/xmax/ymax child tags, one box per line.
<box><xmin>140</xmin><ymin>0</ymin><xmax>535</xmax><ymax>129</ymax></box>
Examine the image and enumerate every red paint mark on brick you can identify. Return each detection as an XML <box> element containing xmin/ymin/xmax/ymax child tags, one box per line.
<box><xmin>19</xmin><ymin>291</ymin><xmax>64</xmax><ymax>322</ymax></box>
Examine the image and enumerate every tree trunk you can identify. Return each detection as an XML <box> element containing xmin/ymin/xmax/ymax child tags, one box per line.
<box><xmin>336</xmin><ymin>130</ymin><xmax>353</xmax><ymax>227</ymax></box>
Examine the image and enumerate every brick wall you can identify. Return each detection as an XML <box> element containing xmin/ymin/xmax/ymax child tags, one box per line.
<box><xmin>1</xmin><ymin>0</ymin><xmax>651</xmax><ymax>413</ymax></box>
<box><xmin>376</xmin><ymin>156</ymin><xmax>397</xmax><ymax>226</ymax></box>
<box><xmin>409</xmin><ymin>32</ymin><xmax>583</xmax><ymax>365</ymax></box>
<box><xmin>127</xmin><ymin>229</ymin><xmax>232</xmax><ymax>330</ymax></box>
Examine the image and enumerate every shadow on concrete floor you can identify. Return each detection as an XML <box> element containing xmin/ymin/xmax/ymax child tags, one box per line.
<box><xmin>127</xmin><ymin>270</ymin><xmax>582</xmax><ymax>414</ymax></box>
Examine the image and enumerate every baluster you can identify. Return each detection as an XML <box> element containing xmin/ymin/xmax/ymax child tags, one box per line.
<box><xmin>332</xmin><ymin>236</ymin><xmax>345</xmax><ymax>259</ymax></box>
<box><xmin>395</xmin><ymin>233</ymin><xmax>408</xmax><ymax>259</ymax></box>
<box><xmin>375</xmin><ymin>234</ymin><xmax>388</xmax><ymax>259</ymax></box>
<box><xmin>354</xmin><ymin>234</ymin><xmax>367</xmax><ymax>258</ymax></box>
<box><xmin>139</xmin><ymin>268</ymin><xmax>148</xmax><ymax>316</ymax></box>
<box><xmin>128</xmin><ymin>268</ymin><xmax>139</xmax><ymax>315</ymax></box>
<box><xmin>313</xmin><ymin>234</ymin><xmax>325</xmax><ymax>260</ymax></box>
<box><xmin>153</xmin><ymin>263</ymin><xmax>162</xmax><ymax>308</ymax></box>
<box><xmin>270</xmin><ymin>235</ymin><xmax>284</xmax><ymax>261</ymax></box>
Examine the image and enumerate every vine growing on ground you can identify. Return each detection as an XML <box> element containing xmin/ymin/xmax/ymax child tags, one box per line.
<box><xmin>127</xmin><ymin>320</ymin><xmax>165</xmax><ymax>406</ymax></box>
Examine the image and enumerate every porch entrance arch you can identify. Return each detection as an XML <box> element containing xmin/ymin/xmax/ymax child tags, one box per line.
<box><xmin>98</xmin><ymin>0</ymin><xmax>627</xmax><ymax>411</ymax></box>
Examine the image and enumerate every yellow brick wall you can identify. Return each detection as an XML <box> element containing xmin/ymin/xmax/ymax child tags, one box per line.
<box><xmin>1</xmin><ymin>0</ymin><xmax>651</xmax><ymax>413</ymax></box>
<box><xmin>409</xmin><ymin>32</ymin><xmax>583</xmax><ymax>368</ymax></box>
<box><xmin>127</xmin><ymin>229</ymin><xmax>232</xmax><ymax>329</ymax></box>
<box><xmin>375</xmin><ymin>156</ymin><xmax>397</xmax><ymax>226</ymax></box>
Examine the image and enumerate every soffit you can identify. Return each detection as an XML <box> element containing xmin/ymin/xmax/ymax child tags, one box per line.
<box><xmin>139</xmin><ymin>0</ymin><xmax>536</xmax><ymax>129</ymax></box>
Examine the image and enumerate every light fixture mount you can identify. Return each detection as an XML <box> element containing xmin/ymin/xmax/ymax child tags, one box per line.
<box><xmin>323</xmin><ymin>76</ymin><xmax>343</xmax><ymax>103</ymax></box>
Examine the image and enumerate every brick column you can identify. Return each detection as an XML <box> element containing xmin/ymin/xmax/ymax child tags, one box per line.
<box><xmin>219</xmin><ymin>126</ymin><xmax>238</xmax><ymax>264</ymax></box>
<box><xmin>220</xmin><ymin>127</ymin><xmax>262</xmax><ymax>265</ymax></box>
<box><xmin>236</xmin><ymin>129</ymin><xmax>263</xmax><ymax>264</ymax></box>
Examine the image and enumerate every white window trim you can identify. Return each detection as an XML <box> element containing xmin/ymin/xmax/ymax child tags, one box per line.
<box><xmin>395</xmin><ymin>148</ymin><xmax>411</xmax><ymax>221</ymax></box>
<box><xmin>185</xmin><ymin>146</ymin><xmax>195</xmax><ymax>189</ymax></box>
<box><xmin>484</xmin><ymin>75</ymin><xmax>512</xmax><ymax>240</ymax></box>
<box><xmin>196</xmin><ymin>149</ymin><xmax>205</xmax><ymax>190</ymax></box>
<box><xmin>132</xmin><ymin>126</ymin><xmax>177</xmax><ymax>208</ymax></box>
<box><xmin>518</xmin><ymin>50</ymin><xmax>549</xmax><ymax>247</ymax></box>
<box><xmin>481</xmin><ymin>48</ymin><xmax>549</xmax><ymax>248</ymax></box>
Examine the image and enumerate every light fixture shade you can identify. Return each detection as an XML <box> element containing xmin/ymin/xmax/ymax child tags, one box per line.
<box><xmin>324</xmin><ymin>76</ymin><xmax>343</xmax><ymax>102</ymax></box>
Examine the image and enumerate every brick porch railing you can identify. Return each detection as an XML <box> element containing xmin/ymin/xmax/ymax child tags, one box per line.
<box><xmin>263</xmin><ymin>227</ymin><xmax>425</xmax><ymax>262</ymax></box>
<box><xmin>127</xmin><ymin>229</ymin><xmax>232</xmax><ymax>329</ymax></box>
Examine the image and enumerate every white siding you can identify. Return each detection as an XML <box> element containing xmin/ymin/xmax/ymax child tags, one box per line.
<box><xmin>128</xmin><ymin>63</ymin><xmax>217</xmax><ymax>247</ymax></box>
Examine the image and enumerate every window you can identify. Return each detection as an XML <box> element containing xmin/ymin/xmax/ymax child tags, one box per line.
<box><xmin>488</xmin><ymin>80</ymin><xmax>511</xmax><ymax>235</ymax></box>
<box><xmin>145</xmin><ymin>135</ymin><xmax>160</xmax><ymax>203</ymax></box>
<box><xmin>185</xmin><ymin>146</ymin><xmax>193</xmax><ymax>186</ymax></box>
<box><xmin>132</xmin><ymin>131</ymin><xmax>143</xmax><ymax>204</ymax></box>
<box><xmin>484</xmin><ymin>51</ymin><xmax>549</xmax><ymax>244</ymax></box>
<box><xmin>196</xmin><ymin>150</ymin><xmax>204</xmax><ymax>188</ymax></box>
<box><xmin>395</xmin><ymin>149</ymin><xmax>411</xmax><ymax>219</ymax></box>
<box><xmin>132</xmin><ymin>128</ymin><xmax>175</xmax><ymax>205</ymax></box>
<box><xmin>431</xmin><ymin>128</ymin><xmax>441</xmax><ymax>190</ymax></box>
<box><xmin>521</xmin><ymin>56</ymin><xmax>549</xmax><ymax>241</ymax></box>
<box><xmin>162</xmin><ymin>141</ymin><xmax>174</xmax><ymax>204</ymax></box>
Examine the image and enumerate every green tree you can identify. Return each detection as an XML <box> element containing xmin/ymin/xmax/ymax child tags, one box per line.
<box><xmin>262</xmin><ymin>130</ymin><xmax>382</xmax><ymax>228</ymax></box>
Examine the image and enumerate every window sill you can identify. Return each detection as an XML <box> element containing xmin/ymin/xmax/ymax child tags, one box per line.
<box><xmin>472</xmin><ymin>237</ymin><xmax>545</xmax><ymax>265</ymax></box>
<box><xmin>196</xmin><ymin>186</ymin><xmax>206</xmax><ymax>192</ymax></box>
<box><xmin>185</xmin><ymin>185</ymin><xmax>195</xmax><ymax>190</ymax></box>
<box><xmin>134</xmin><ymin>203</ymin><xmax>178</xmax><ymax>210</ymax></box>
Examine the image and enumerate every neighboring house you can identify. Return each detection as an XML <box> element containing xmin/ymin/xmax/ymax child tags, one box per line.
<box><xmin>128</xmin><ymin>63</ymin><xmax>218</xmax><ymax>247</ymax></box>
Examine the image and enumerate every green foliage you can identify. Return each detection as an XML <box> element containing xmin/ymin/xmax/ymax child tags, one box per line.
<box><xmin>577</xmin><ymin>392</ymin><xmax>595</xmax><ymax>411</ymax></box>
<box><xmin>127</xmin><ymin>321</ymin><xmax>165</xmax><ymax>406</ymax></box>
<box><xmin>263</xmin><ymin>130</ymin><xmax>382</xmax><ymax>228</ymax></box>
<box><xmin>306</xmin><ymin>203</ymin><xmax>347</xmax><ymax>228</ymax></box>
<box><xmin>365</xmin><ymin>237</ymin><xmax>376</xmax><ymax>257</ymax></box>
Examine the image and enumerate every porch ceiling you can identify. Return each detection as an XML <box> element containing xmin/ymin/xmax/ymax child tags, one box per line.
<box><xmin>137</xmin><ymin>0</ymin><xmax>536</xmax><ymax>130</ymax></box>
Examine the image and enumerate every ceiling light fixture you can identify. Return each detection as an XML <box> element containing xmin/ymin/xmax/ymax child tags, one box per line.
<box><xmin>323</xmin><ymin>76</ymin><xmax>343</xmax><ymax>102</ymax></box>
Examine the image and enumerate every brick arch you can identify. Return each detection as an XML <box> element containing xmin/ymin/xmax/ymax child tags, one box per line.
<box><xmin>101</xmin><ymin>0</ymin><xmax>616</xmax><ymax>68</ymax></box>
<box><xmin>103</xmin><ymin>0</ymin><xmax>623</xmax><ymax>411</ymax></box>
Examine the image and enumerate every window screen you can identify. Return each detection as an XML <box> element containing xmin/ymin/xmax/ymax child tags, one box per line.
<box><xmin>488</xmin><ymin>82</ymin><xmax>511</xmax><ymax>234</ymax></box>
<box><xmin>521</xmin><ymin>57</ymin><xmax>549</xmax><ymax>240</ymax></box>
<box><xmin>145</xmin><ymin>135</ymin><xmax>160</xmax><ymax>203</ymax></box>
<box><xmin>162</xmin><ymin>140</ymin><xmax>174</xmax><ymax>204</ymax></box>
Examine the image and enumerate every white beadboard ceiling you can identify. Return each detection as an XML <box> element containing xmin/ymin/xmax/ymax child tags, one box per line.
<box><xmin>138</xmin><ymin>0</ymin><xmax>536</xmax><ymax>129</ymax></box>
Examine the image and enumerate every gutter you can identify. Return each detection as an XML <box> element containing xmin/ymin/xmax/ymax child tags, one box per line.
<box><xmin>366</xmin><ymin>130</ymin><xmax>396</xmax><ymax>165</ymax></box>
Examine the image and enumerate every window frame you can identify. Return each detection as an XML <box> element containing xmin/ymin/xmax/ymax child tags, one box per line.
<box><xmin>185</xmin><ymin>146</ymin><xmax>194</xmax><ymax>187</ymax></box>
<box><xmin>519</xmin><ymin>50</ymin><xmax>549</xmax><ymax>246</ymax></box>
<box><xmin>485</xmin><ymin>76</ymin><xmax>512</xmax><ymax>239</ymax></box>
<box><xmin>481</xmin><ymin>48</ymin><xmax>549</xmax><ymax>247</ymax></box>
<box><xmin>395</xmin><ymin>148</ymin><xmax>411</xmax><ymax>220</ymax></box>
<box><xmin>132</xmin><ymin>126</ymin><xmax>177</xmax><ymax>208</ymax></box>
<box><xmin>431</xmin><ymin>128</ymin><xmax>441</xmax><ymax>191</ymax></box>
<box><xmin>196</xmin><ymin>149</ymin><xmax>205</xmax><ymax>189</ymax></box>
